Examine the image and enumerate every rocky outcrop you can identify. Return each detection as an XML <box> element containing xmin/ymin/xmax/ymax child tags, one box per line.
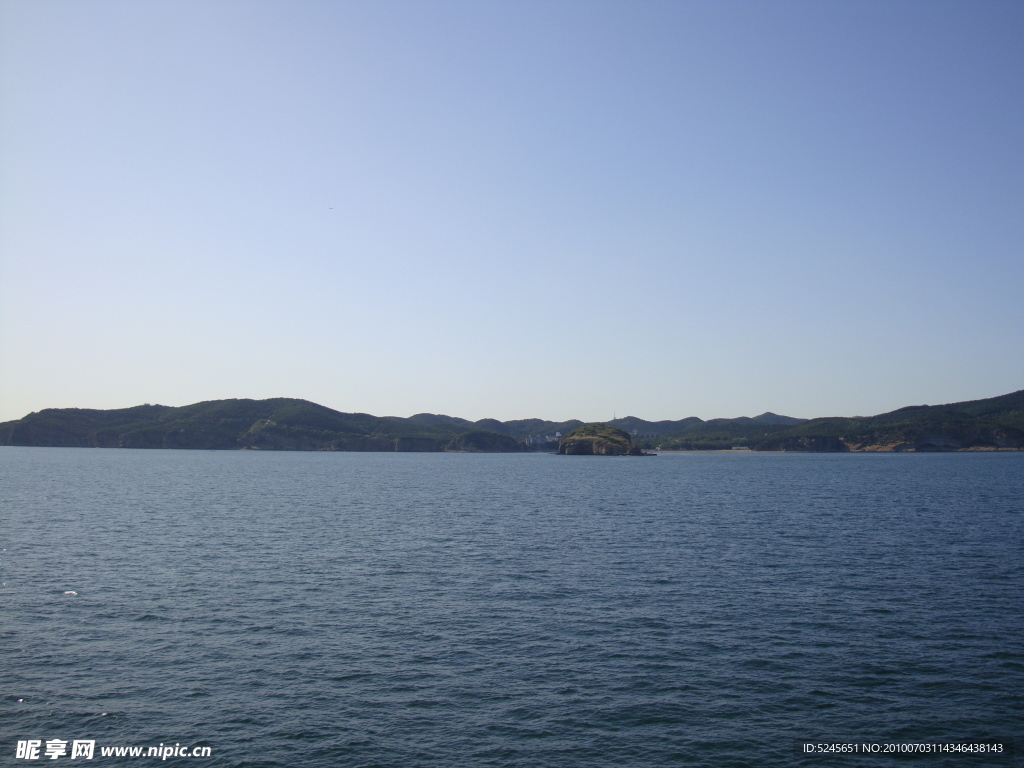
<box><xmin>557</xmin><ymin>425</ymin><xmax>647</xmax><ymax>456</ymax></box>
<box><xmin>841</xmin><ymin>434</ymin><xmax>1024</xmax><ymax>452</ymax></box>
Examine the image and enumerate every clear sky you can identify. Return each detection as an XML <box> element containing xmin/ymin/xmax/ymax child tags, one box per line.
<box><xmin>1</xmin><ymin>0</ymin><xmax>1022</xmax><ymax>424</ymax></box>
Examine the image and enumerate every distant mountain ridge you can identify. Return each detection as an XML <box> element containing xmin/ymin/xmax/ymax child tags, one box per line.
<box><xmin>751</xmin><ymin>412</ymin><xmax>806</xmax><ymax>426</ymax></box>
<box><xmin>0</xmin><ymin>390</ymin><xmax>1021</xmax><ymax>452</ymax></box>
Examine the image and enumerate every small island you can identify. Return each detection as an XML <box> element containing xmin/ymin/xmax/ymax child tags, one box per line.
<box><xmin>557</xmin><ymin>424</ymin><xmax>650</xmax><ymax>456</ymax></box>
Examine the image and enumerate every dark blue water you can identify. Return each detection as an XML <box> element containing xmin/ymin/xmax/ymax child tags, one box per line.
<box><xmin>2</xmin><ymin>448</ymin><xmax>1022</xmax><ymax>767</ymax></box>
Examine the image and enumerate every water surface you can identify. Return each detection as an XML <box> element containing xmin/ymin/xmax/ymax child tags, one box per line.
<box><xmin>2</xmin><ymin>449</ymin><xmax>1021</xmax><ymax>766</ymax></box>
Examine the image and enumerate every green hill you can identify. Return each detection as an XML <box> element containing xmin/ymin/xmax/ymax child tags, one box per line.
<box><xmin>0</xmin><ymin>399</ymin><xmax>461</xmax><ymax>451</ymax></box>
<box><xmin>746</xmin><ymin>391</ymin><xmax>1024</xmax><ymax>451</ymax></box>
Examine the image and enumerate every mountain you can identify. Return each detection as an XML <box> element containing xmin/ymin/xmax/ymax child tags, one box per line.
<box><xmin>751</xmin><ymin>412</ymin><xmax>806</xmax><ymax>426</ymax></box>
<box><xmin>743</xmin><ymin>390</ymin><xmax>1024</xmax><ymax>452</ymax></box>
<box><xmin>0</xmin><ymin>399</ymin><xmax>456</xmax><ymax>452</ymax></box>
<box><xmin>0</xmin><ymin>390</ymin><xmax>1020</xmax><ymax>452</ymax></box>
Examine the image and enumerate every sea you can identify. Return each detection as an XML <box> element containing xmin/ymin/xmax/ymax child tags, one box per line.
<box><xmin>1</xmin><ymin>447</ymin><xmax>1021</xmax><ymax>767</ymax></box>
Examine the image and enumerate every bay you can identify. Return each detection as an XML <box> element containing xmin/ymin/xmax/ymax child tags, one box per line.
<box><xmin>2</xmin><ymin>448</ymin><xmax>1021</xmax><ymax>767</ymax></box>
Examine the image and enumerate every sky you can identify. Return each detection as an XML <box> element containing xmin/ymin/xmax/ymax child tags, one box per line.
<box><xmin>1</xmin><ymin>0</ymin><xmax>1022</xmax><ymax>424</ymax></box>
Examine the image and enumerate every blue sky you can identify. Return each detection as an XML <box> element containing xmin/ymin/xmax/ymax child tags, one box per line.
<box><xmin>1</xmin><ymin>0</ymin><xmax>1022</xmax><ymax>423</ymax></box>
